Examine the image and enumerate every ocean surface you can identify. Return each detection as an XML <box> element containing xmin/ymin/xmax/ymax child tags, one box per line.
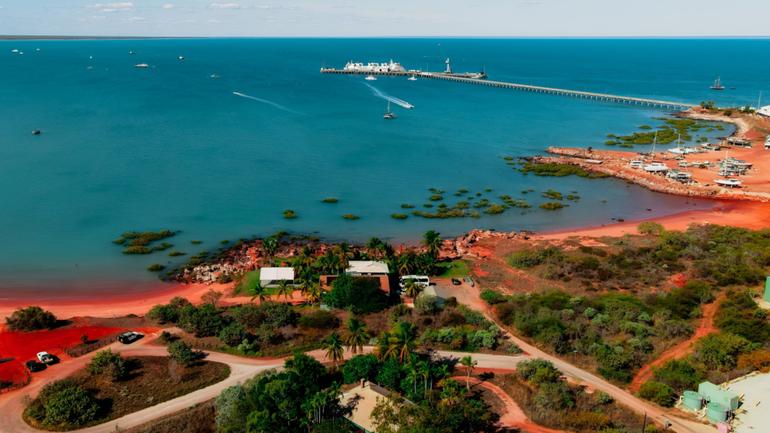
<box><xmin>1</xmin><ymin>38</ymin><xmax>768</xmax><ymax>297</ymax></box>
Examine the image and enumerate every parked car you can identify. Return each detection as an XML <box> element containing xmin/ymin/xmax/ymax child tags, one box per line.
<box><xmin>463</xmin><ymin>276</ymin><xmax>474</xmax><ymax>287</ymax></box>
<box><xmin>25</xmin><ymin>360</ymin><xmax>46</xmax><ymax>373</ymax></box>
<box><xmin>36</xmin><ymin>351</ymin><xmax>56</xmax><ymax>364</ymax></box>
<box><xmin>118</xmin><ymin>331</ymin><xmax>143</xmax><ymax>344</ymax></box>
<box><xmin>451</xmin><ymin>278</ymin><xmax>462</xmax><ymax>285</ymax></box>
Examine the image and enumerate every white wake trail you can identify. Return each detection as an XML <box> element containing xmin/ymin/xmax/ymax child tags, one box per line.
<box><xmin>232</xmin><ymin>92</ymin><xmax>302</xmax><ymax>115</ymax></box>
<box><xmin>364</xmin><ymin>83</ymin><xmax>414</xmax><ymax>109</ymax></box>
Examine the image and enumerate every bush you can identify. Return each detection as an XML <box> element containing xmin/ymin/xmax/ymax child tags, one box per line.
<box><xmin>638</xmin><ymin>381</ymin><xmax>677</xmax><ymax>407</ymax></box>
<box><xmin>218</xmin><ymin>322</ymin><xmax>248</xmax><ymax>347</ymax></box>
<box><xmin>87</xmin><ymin>349</ymin><xmax>127</xmax><ymax>381</ymax></box>
<box><xmin>6</xmin><ymin>306</ymin><xmax>57</xmax><ymax>331</ymax></box>
<box><xmin>715</xmin><ymin>290</ymin><xmax>770</xmax><ymax>343</ymax></box>
<box><xmin>26</xmin><ymin>380</ymin><xmax>100</xmax><ymax>428</ymax></box>
<box><xmin>148</xmin><ymin>297</ymin><xmax>192</xmax><ymax>324</ymax></box>
<box><xmin>652</xmin><ymin>359</ymin><xmax>703</xmax><ymax>393</ymax></box>
<box><xmin>694</xmin><ymin>333</ymin><xmax>754</xmax><ymax>371</ymax></box>
<box><xmin>414</xmin><ymin>295</ymin><xmax>442</xmax><ymax>315</ymax></box>
<box><xmin>637</xmin><ymin>222</ymin><xmax>664</xmax><ymax>236</ymax></box>
<box><xmin>179</xmin><ymin>303</ymin><xmax>227</xmax><ymax>337</ymax></box>
<box><xmin>480</xmin><ymin>289</ymin><xmax>506</xmax><ymax>305</ymax></box>
<box><xmin>342</xmin><ymin>354</ymin><xmax>380</xmax><ymax>384</ymax></box>
<box><xmin>324</xmin><ymin>275</ymin><xmax>389</xmax><ymax>314</ymax></box>
<box><xmin>737</xmin><ymin>349</ymin><xmax>770</xmax><ymax>372</ymax></box>
<box><xmin>298</xmin><ymin>310</ymin><xmax>340</xmax><ymax>329</ymax></box>
<box><xmin>168</xmin><ymin>340</ymin><xmax>201</xmax><ymax>367</ymax></box>
<box><xmin>232</xmin><ymin>302</ymin><xmax>298</xmax><ymax>329</ymax></box>
<box><xmin>517</xmin><ymin>359</ymin><xmax>562</xmax><ymax>385</ymax></box>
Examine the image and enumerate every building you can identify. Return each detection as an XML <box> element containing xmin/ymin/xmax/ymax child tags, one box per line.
<box><xmin>758</xmin><ymin>105</ymin><xmax>770</xmax><ymax>118</ymax></box>
<box><xmin>346</xmin><ymin>261</ymin><xmax>389</xmax><ymax>276</ymax></box>
<box><xmin>259</xmin><ymin>267</ymin><xmax>294</xmax><ymax>288</ymax></box>
<box><xmin>340</xmin><ymin>381</ymin><xmax>393</xmax><ymax>433</ymax></box>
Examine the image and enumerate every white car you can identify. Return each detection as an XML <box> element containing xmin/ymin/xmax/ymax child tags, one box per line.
<box><xmin>37</xmin><ymin>351</ymin><xmax>55</xmax><ymax>364</ymax></box>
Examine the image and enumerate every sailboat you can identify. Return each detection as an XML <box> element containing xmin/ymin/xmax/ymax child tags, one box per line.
<box><xmin>383</xmin><ymin>101</ymin><xmax>396</xmax><ymax>120</ymax></box>
<box><xmin>710</xmin><ymin>76</ymin><xmax>725</xmax><ymax>91</ymax></box>
<box><xmin>407</xmin><ymin>74</ymin><xmax>417</xmax><ymax>81</ymax></box>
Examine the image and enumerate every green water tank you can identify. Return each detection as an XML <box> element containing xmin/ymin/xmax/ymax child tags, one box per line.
<box><xmin>683</xmin><ymin>390</ymin><xmax>703</xmax><ymax>411</ymax></box>
<box><xmin>706</xmin><ymin>402</ymin><xmax>729</xmax><ymax>423</ymax></box>
<box><xmin>764</xmin><ymin>276</ymin><xmax>770</xmax><ymax>302</ymax></box>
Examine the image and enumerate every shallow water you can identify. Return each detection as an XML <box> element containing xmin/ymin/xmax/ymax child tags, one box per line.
<box><xmin>1</xmin><ymin>38</ymin><xmax>766</xmax><ymax>293</ymax></box>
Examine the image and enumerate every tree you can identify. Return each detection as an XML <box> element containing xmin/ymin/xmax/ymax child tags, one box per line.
<box><xmin>342</xmin><ymin>354</ymin><xmax>380</xmax><ymax>384</ymax></box>
<box><xmin>397</xmin><ymin>251</ymin><xmax>418</xmax><ymax>276</ymax></box>
<box><xmin>215</xmin><ymin>384</ymin><xmax>249</xmax><ymax>433</ymax></box>
<box><xmin>167</xmin><ymin>340</ymin><xmax>200</xmax><ymax>367</ymax></box>
<box><xmin>277</xmin><ymin>280</ymin><xmax>294</xmax><ymax>300</ymax></box>
<box><xmin>459</xmin><ymin>356</ymin><xmax>477</xmax><ymax>390</ymax></box>
<box><xmin>343</xmin><ymin>318</ymin><xmax>368</xmax><ymax>354</ymax></box>
<box><xmin>87</xmin><ymin>349</ymin><xmax>127</xmax><ymax>381</ymax></box>
<box><xmin>638</xmin><ymin>381</ymin><xmax>677</xmax><ymax>407</ymax></box>
<box><xmin>422</xmin><ymin>230</ymin><xmax>442</xmax><ymax>259</ymax></box>
<box><xmin>366</xmin><ymin>237</ymin><xmax>384</xmax><ymax>258</ymax></box>
<box><xmin>383</xmin><ymin>322</ymin><xmax>417</xmax><ymax>363</ymax></box>
<box><xmin>201</xmin><ymin>289</ymin><xmax>223</xmax><ymax>307</ymax></box>
<box><xmin>323</xmin><ymin>332</ymin><xmax>344</xmax><ymax>369</ymax></box>
<box><xmin>324</xmin><ymin>274</ymin><xmax>389</xmax><ymax>314</ymax></box>
<box><xmin>694</xmin><ymin>332</ymin><xmax>754</xmax><ymax>371</ymax></box>
<box><xmin>303</xmin><ymin>281</ymin><xmax>323</xmax><ymax>304</ymax></box>
<box><xmin>262</xmin><ymin>236</ymin><xmax>278</xmax><ymax>260</ymax></box>
<box><xmin>5</xmin><ymin>306</ymin><xmax>57</xmax><ymax>331</ymax></box>
<box><xmin>401</xmin><ymin>279</ymin><xmax>422</xmax><ymax>299</ymax></box>
<box><xmin>179</xmin><ymin>303</ymin><xmax>226</xmax><ymax>337</ymax></box>
<box><xmin>250</xmin><ymin>281</ymin><xmax>268</xmax><ymax>303</ymax></box>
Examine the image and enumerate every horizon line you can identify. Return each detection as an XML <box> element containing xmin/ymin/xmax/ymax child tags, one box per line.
<box><xmin>2</xmin><ymin>34</ymin><xmax>770</xmax><ymax>41</ymax></box>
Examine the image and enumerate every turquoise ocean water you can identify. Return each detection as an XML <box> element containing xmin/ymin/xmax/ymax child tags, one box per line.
<box><xmin>1</xmin><ymin>38</ymin><xmax>767</xmax><ymax>297</ymax></box>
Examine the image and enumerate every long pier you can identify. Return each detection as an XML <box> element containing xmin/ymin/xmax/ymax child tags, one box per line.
<box><xmin>320</xmin><ymin>68</ymin><xmax>695</xmax><ymax>110</ymax></box>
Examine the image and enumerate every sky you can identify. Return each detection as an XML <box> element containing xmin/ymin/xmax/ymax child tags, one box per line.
<box><xmin>1</xmin><ymin>0</ymin><xmax>769</xmax><ymax>37</ymax></box>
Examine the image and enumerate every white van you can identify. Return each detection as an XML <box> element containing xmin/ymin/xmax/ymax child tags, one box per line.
<box><xmin>399</xmin><ymin>275</ymin><xmax>430</xmax><ymax>290</ymax></box>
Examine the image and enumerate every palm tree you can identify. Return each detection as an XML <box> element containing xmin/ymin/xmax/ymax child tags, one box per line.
<box><xmin>387</xmin><ymin>322</ymin><xmax>417</xmax><ymax>363</ymax></box>
<box><xmin>303</xmin><ymin>281</ymin><xmax>323</xmax><ymax>304</ymax></box>
<box><xmin>323</xmin><ymin>332</ymin><xmax>344</xmax><ymax>369</ymax></box>
<box><xmin>262</xmin><ymin>236</ymin><xmax>278</xmax><ymax>261</ymax></box>
<box><xmin>402</xmin><ymin>278</ymin><xmax>422</xmax><ymax>299</ymax></box>
<box><xmin>422</xmin><ymin>230</ymin><xmax>442</xmax><ymax>259</ymax></box>
<box><xmin>317</xmin><ymin>250</ymin><xmax>343</xmax><ymax>275</ymax></box>
<box><xmin>250</xmin><ymin>281</ymin><xmax>268</xmax><ymax>303</ymax></box>
<box><xmin>277</xmin><ymin>280</ymin><xmax>293</xmax><ymax>300</ymax></box>
<box><xmin>459</xmin><ymin>355</ymin><xmax>477</xmax><ymax>391</ymax></box>
<box><xmin>344</xmin><ymin>318</ymin><xmax>368</xmax><ymax>353</ymax></box>
<box><xmin>397</xmin><ymin>251</ymin><xmax>417</xmax><ymax>276</ymax></box>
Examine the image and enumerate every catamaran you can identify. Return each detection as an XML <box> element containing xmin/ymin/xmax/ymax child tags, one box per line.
<box><xmin>383</xmin><ymin>101</ymin><xmax>396</xmax><ymax>120</ymax></box>
<box><xmin>710</xmin><ymin>76</ymin><xmax>725</xmax><ymax>91</ymax></box>
<box><xmin>365</xmin><ymin>75</ymin><xmax>377</xmax><ymax>81</ymax></box>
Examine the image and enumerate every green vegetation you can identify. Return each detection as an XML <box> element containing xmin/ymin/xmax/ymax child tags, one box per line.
<box><xmin>604</xmin><ymin>117</ymin><xmax>719</xmax><ymax>148</ymax></box>
<box><xmin>5</xmin><ymin>306</ymin><xmax>58</xmax><ymax>331</ymax></box>
<box><xmin>87</xmin><ymin>350</ymin><xmax>128</xmax><ymax>381</ymax></box>
<box><xmin>390</xmin><ymin>213</ymin><xmax>408</xmax><ymax>220</ymax></box>
<box><xmin>496</xmin><ymin>359</ymin><xmax>653</xmax><ymax>433</ymax></box>
<box><xmin>436</xmin><ymin>260</ymin><xmax>470</xmax><ymax>278</ymax></box>
<box><xmin>400</xmin><ymin>203</ymin><xmax>415</xmax><ymax>209</ymax></box>
<box><xmin>539</xmin><ymin>201</ymin><xmax>566</xmax><ymax>210</ymax></box>
<box><xmin>168</xmin><ymin>340</ymin><xmax>203</xmax><ymax>367</ymax></box>
<box><xmin>24</xmin><ymin>380</ymin><xmax>100</xmax><ymax>429</ymax></box>
<box><xmin>341</xmin><ymin>214</ymin><xmax>360</xmax><ymax>220</ymax></box>
<box><xmin>214</xmin><ymin>354</ymin><xmax>352</xmax><ymax>433</ymax></box>
<box><xmin>147</xmin><ymin>263</ymin><xmax>165</xmax><ymax>272</ymax></box>
<box><xmin>190</xmin><ymin>240</ymin><xmax>202</xmax><ymax>245</ymax></box>
<box><xmin>542</xmin><ymin>189</ymin><xmax>563</xmax><ymax>200</ymax></box>
<box><xmin>638</xmin><ymin>381</ymin><xmax>678</xmax><ymax>407</ymax></box>
<box><xmin>168</xmin><ymin>251</ymin><xmax>186</xmax><ymax>257</ymax></box>
<box><xmin>714</xmin><ymin>289</ymin><xmax>770</xmax><ymax>342</ymax></box>
<box><xmin>519</xmin><ymin>161</ymin><xmax>609</xmax><ymax>179</ymax></box>
<box><xmin>113</xmin><ymin>230</ymin><xmax>176</xmax><ymax>255</ymax></box>
<box><xmin>282</xmin><ymin>209</ymin><xmax>297</xmax><ymax>219</ymax></box>
<box><xmin>321</xmin><ymin>197</ymin><xmax>339</xmax><ymax>203</ymax></box>
<box><xmin>324</xmin><ymin>274</ymin><xmax>389</xmax><ymax>314</ymax></box>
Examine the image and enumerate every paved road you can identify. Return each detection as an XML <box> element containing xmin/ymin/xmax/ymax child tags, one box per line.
<box><xmin>433</xmin><ymin>280</ymin><xmax>718</xmax><ymax>433</ymax></box>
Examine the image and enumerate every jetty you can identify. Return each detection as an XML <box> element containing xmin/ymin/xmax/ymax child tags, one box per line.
<box><xmin>320</xmin><ymin>64</ymin><xmax>694</xmax><ymax>110</ymax></box>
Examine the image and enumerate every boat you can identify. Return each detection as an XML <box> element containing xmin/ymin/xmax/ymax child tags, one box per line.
<box><xmin>31</xmin><ymin>130</ymin><xmax>42</xmax><ymax>136</ymax></box>
<box><xmin>10</xmin><ymin>49</ymin><xmax>18</xmax><ymax>53</ymax></box>
<box><xmin>765</xmin><ymin>136</ymin><xmax>770</xmax><ymax>149</ymax></box>
<box><xmin>630</xmin><ymin>160</ymin><xmax>643</xmax><ymax>169</ymax></box>
<box><xmin>365</xmin><ymin>75</ymin><xmax>377</xmax><ymax>81</ymax></box>
<box><xmin>383</xmin><ymin>101</ymin><xmax>396</xmax><ymax>120</ymax></box>
<box><xmin>210</xmin><ymin>74</ymin><xmax>220</xmax><ymax>79</ymax></box>
<box><xmin>134</xmin><ymin>63</ymin><xmax>149</xmax><ymax>69</ymax></box>
<box><xmin>643</xmin><ymin>162</ymin><xmax>668</xmax><ymax>173</ymax></box>
<box><xmin>128</xmin><ymin>50</ymin><xmax>136</xmax><ymax>55</ymax></box>
<box><xmin>178</xmin><ymin>56</ymin><xmax>185</xmax><ymax>60</ymax></box>
<box><xmin>715</xmin><ymin>178</ymin><xmax>742</xmax><ymax>188</ymax></box>
<box><xmin>407</xmin><ymin>75</ymin><xmax>417</xmax><ymax>81</ymax></box>
<box><xmin>710</xmin><ymin>76</ymin><xmax>725</xmax><ymax>91</ymax></box>
<box><xmin>344</xmin><ymin>60</ymin><xmax>406</xmax><ymax>73</ymax></box>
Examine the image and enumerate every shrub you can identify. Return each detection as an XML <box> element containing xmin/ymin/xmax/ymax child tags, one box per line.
<box><xmin>715</xmin><ymin>290</ymin><xmax>770</xmax><ymax>343</ymax></box>
<box><xmin>637</xmin><ymin>222</ymin><xmax>664</xmax><ymax>236</ymax></box>
<box><xmin>168</xmin><ymin>340</ymin><xmax>201</xmax><ymax>367</ymax></box>
<box><xmin>26</xmin><ymin>380</ymin><xmax>100</xmax><ymax>427</ymax></box>
<box><xmin>179</xmin><ymin>303</ymin><xmax>227</xmax><ymax>337</ymax></box>
<box><xmin>414</xmin><ymin>295</ymin><xmax>442</xmax><ymax>315</ymax></box>
<box><xmin>539</xmin><ymin>202</ymin><xmax>565</xmax><ymax>211</ymax></box>
<box><xmin>87</xmin><ymin>349</ymin><xmax>127</xmax><ymax>381</ymax></box>
<box><xmin>298</xmin><ymin>310</ymin><xmax>340</xmax><ymax>329</ymax></box>
<box><xmin>638</xmin><ymin>381</ymin><xmax>677</xmax><ymax>407</ymax></box>
<box><xmin>652</xmin><ymin>359</ymin><xmax>703</xmax><ymax>393</ymax></box>
<box><xmin>231</xmin><ymin>302</ymin><xmax>298</xmax><ymax>329</ymax></box>
<box><xmin>5</xmin><ymin>306</ymin><xmax>57</xmax><ymax>331</ymax></box>
<box><xmin>390</xmin><ymin>213</ymin><xmax>408</xmax><ymax>220</ymax></box>
<box><xmin>737</xmin><ymin>349</ymin><xmax>770</xmax><ymax>372</ymax></box>
<box><xmin>282</xmin><ymin>209</ymin><xmax>297</xmax><ymax>219</ymax></box>
<box><xmin>480</xmin><ymin>289</ymin><xmax>506</xmax><ymax>305</ymax></box>
<box><xmin>219</xmin><ymin>322</ymin><xmax>248</xmax><ymax>347</ymax></box>
<box><xmin>694</xmin><ymin>332</ymin><xmax>754</xmax><ymax>371</ymax></box>
<box><xmin>324</xmin><ymin>275</ymin><xmax>389</xmax><ymax>314</ymax></box>
<box><xmin>148</xmin><ymin>297</ymin><xmax>192</xmax><ymax>324</ymax></box>
<box><xmin>517</xmin><ymin>359</ymin><xmax>562</xmax><ymax>385</ymax></box>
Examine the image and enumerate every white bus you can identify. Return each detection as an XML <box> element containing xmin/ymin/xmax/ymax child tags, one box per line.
<box><xmin>399</xmin><ymin>275</ymin><xmax>430</xmax><ymax>290</ymax></box>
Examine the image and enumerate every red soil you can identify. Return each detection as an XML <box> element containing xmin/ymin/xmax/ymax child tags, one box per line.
<box><xmin>0</xmin><ymin>324</ymin><xmax>132</xmax><ymax>390</ymax></box>
<box><xmin>628</xmin><ymin>295</ymin><xmax>723</xmax><ymax>393</ymax></box>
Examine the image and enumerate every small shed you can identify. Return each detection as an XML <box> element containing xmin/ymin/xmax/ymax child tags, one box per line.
<box><xmin>698</xmin><ymin>381</ymin><xmax>740</xmax><ymax>411</ymax></box>
<box><xmin>259</xmin><ymin>267</ymin><xmax>294</xmax><ymax>288</ymax></box>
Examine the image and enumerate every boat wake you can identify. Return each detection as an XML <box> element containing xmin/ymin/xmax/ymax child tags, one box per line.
<box><xmin>232</xmin><ymin>92</ymin><xmax>302</xmax><ymax>115</ymax></box>
<box><xmin>364</xmin><ymin>83</ymin><xmax>414</xmax><ymax>109</ymax></box>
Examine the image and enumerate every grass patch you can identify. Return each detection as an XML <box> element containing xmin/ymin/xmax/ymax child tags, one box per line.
<box><xmin>436</xmin><ymin>260</ymin><xmax>470</xmax><ymax>278</ymax></box>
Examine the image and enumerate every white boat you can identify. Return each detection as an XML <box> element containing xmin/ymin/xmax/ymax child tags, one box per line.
<box><xmin>128</xmin><ymin>50</ymin><xmax>136</xmax><ymax>55</ymax></box>
<box><xmin>344</xmin><ymin>60</ymin><xmax>406</xmax><ymax>73</ymax></box>
<box><xmin>765</xmin><ymin>136</ymin><xmax>770</xmax><ymax>149</ymax></box>
<box><xmin>630</xmin><ymin>160</ymin><xmax>643</xmax><ymax>169</ymax></box>
<box><xmin>643</xmin><ymin>162</ymin><xmax>668</xmax><ymax>173</ymax></box>
<box><xmin>715</xmin><ymin>178</ymin><xmax>742</xmax><ymax>188</ymax></box>
<box><xmin>365</xmin><ymin>75</ymin><xmax>377</xmax><ymax>81</ymax></box>
<box><xmin>407</xmin><ymin>75</ymin><xmax>417</xmax><ymax>81</ymax></box>
<box><xmin>11</xmin><ymin>49</ymin><xmax>18</xmax><ymax>53</ymax></box>
<box><xmin>134</xmin><ymin>63</ymin><xmax>149</xmax><ymax>69</ymax></box>
<box><xmin>210</xmin><ymin>74</ymin><xmax>220</xmax><ymax>79</ymax></box>
<box><xmin>383</xmin><ymin>101</ymin><xmax>396</xmax><ymax>120</ymax></box>
<box><xmin>178</xmin><ymin>56</ymin><xmax>185</xmax><ymax>60</ymax></box>
<box><xmin>710</xmin><ymin>76</ymin><xmax>725</xmax><ymax>91</ymax></box>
